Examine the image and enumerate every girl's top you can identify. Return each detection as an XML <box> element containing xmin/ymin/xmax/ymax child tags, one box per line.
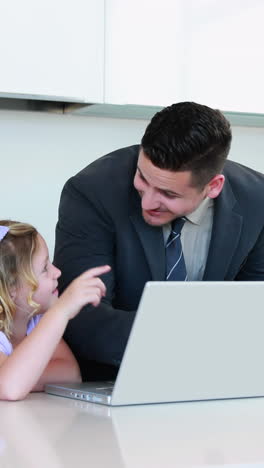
<box><xmin>0</xmin><ymin>315</ymin><xmax>42</xmax><ymax>356</ymax></box>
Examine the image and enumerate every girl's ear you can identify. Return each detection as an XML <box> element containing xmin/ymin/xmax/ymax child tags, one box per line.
<box><xmin>9</xmin><ymin>286</ymin><xmax>17</xmax><ymax>301</ymax></box>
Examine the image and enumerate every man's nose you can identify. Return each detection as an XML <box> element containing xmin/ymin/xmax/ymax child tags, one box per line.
<box><xmin>141</xmin><ymin>190</ymin><xmax>160</xmax><ymax>210</ymax></box>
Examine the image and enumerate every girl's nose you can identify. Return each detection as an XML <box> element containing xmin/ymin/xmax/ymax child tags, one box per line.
<box><xmin>52</xmin><ymin>264</ymin><xmax>61</xmax><ymax>279</ymax></box>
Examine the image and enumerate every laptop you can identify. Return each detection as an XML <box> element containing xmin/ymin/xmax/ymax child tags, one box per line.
<box><xmin>45</xmin><ymin>281</ymin><xmax>264</xmax><ymax>406</ymax></box>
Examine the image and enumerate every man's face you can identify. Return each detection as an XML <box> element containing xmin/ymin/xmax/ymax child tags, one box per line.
<box><xmin>133</xmin><ymin>150</ymin><xmax>224</xmax><ymax>227</ymax></box>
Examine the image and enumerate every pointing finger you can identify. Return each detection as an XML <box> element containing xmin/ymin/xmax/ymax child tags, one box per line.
<box><xmin>83</xmin><ymin>265</ymin><xmax>111</xmax><ymax>279</ymax></box>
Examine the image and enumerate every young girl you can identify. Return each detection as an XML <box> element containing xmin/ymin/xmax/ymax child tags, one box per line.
<box><xmin>0</xmin><ymin>220</ymin><xmax>110</xmax><ymax>401</ymax></box>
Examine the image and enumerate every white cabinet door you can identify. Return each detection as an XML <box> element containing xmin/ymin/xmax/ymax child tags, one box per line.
<box><xmin>185</xmin><ymin>0</ymin><xmax>264</xmax><ymax>113</ymax></box>
<box><xmin>105</xmin><ymin>0</ymin><xmax>264</xmax><ymax>113</ymax></box>
<box><xmin>104</xmin><ymin>0</ymin><xmax>187</xmax><ymax>107</ymax></box>
<box><xmin>0</xmin><ymin>0</ymin><xmax>104</xmax><ymax>103</ymax></box>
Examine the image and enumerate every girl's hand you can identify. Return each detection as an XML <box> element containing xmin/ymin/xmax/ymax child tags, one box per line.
<box><xmin>56</xmin><ymin>265</ymin><xmax>111</xmax><ymax>320</ymax></box>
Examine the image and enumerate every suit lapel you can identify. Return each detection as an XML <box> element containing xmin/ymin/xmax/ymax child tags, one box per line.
<box><xmin>130</xmin><ymin>193</ymin><xmax>165</xmax><ymax>280</ymax></box>
<box><xmin>203</xmin><ymin>178</ymin><xmax>243</xmax><ymax>280</ymax></box>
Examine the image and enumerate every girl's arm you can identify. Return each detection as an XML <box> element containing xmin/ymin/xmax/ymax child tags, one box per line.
<box><xmin>32</xmin><ymin>338</ymin><xmax>81</xmax><ymax>392</ymax></box>
<box><xmin>0</xmin><ymin>304</ymin><xmax>74</xmax><ymax>400</ymax></box>
<box><xmin>0</xmin><ymin>265</ymin><xmax>110</xmax><ymax>401</ymax></box>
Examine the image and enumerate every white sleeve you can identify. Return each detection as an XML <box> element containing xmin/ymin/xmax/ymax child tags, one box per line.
<box><xmin>0</xmin><ymin>331</ymin><xmax>12</xmax><ymax>356</ymax></box>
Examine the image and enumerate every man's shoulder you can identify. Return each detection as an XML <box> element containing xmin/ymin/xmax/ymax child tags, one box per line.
<box><xmin>224</xmin><ymin>159</ymin><xmax>264</xmax><ymax>189</ymax></box>
<box><xmin>222</xmin><ymin>160</ymin><xmax>264</xmax><ymax>213</ymax></box>
<box><xmin>63</xmin><ymin>145</ymin><xmax>139</xmax><ymax>203</ymax></box>
<box><xmin>76</xmin><ymin>145</ymin><xmax>139</xmax><ymax>181</ymax></box>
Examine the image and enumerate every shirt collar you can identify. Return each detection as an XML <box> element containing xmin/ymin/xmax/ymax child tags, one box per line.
<box><xmin>185</xmin><ymin>197</ymin><xmax>213</xmax><ymax>226</ymax></box>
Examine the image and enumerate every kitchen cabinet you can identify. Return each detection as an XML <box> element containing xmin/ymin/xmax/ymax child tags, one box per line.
<box><xmin>104</xmin><ymin>0</ymin><xmax>264</xmax><ymax>113</ymax></box>
<box><xmin>0</xmin><ymin>0</ymin><xmax>104</xmax><ymax>103</ymax></box>
<box><xmin>1</xmin><ymin>0</ymin><xmax>264</xmax><ymax>114</ymax></box>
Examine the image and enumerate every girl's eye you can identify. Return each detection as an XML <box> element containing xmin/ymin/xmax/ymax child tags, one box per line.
<box><xmin>43</xmin><ymin>264</ymin><xmax>48</xmax><ymax>273</ymax></box>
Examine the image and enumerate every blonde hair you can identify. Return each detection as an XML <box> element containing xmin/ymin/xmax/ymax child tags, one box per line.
<box><xmin>0</xmin><ymin>220</ymin><xmax>39</xmax><ymax>338</ymax></box>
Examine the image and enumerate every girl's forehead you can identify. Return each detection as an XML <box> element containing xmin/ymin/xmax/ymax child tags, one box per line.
<box><xmin>34</xmin><ymin>234</ymin><xmax>49</xmax><ymax>261</ymax></box>
<box><xmin>36</xmin><ymin>233</ymin><xmax>48</xmax><ymax>251</ymax></box>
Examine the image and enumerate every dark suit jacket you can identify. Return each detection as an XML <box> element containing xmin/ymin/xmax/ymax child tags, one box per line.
<box><xmin>54</xmin><ymin>145</ymin><xmax>264</xmax><ymax>379</ymax></box>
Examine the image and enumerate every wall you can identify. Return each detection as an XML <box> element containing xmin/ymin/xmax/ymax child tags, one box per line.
<box><xmin>0</xmin><ymin>108</ymin><xmax>264</xmax><ymax>256</ymax></box>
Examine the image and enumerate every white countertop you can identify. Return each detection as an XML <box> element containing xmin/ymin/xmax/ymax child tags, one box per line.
<box><xmin>1</xmin><ymin>393</ymin><xmax>264</xmax><ymax>468</ymax></box>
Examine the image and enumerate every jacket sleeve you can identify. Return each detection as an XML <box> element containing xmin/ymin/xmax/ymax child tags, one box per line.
<box><xmin>54</xmin><ymin>178</ymin><xmax>136</xmax><ymax>367</ymax></box>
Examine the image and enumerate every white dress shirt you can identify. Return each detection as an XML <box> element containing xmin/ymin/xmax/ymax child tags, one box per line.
<box><xmin>163</xmin><ymin>197</ymin><xmax>214</xmax><ymax>280</ymax></box>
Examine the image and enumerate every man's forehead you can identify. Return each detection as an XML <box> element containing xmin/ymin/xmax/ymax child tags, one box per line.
<box><xmin>137</xmin><ymin>151</ymin><xmax>194</xmax><ymax>192</ymax></box>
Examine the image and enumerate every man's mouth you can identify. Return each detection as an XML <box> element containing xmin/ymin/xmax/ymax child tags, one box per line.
<box><xmin>144</xmin><ymin>209</ymin><xmax>165</xmax><ymax>216</ymax></box>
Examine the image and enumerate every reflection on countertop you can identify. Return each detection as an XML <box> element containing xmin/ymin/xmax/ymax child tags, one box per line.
<box><xmin>1</xmin><ymin>393</ymin><xmax>264</xmax><ymax>468</ymax></box>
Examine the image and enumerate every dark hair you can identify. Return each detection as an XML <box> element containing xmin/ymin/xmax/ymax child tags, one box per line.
<box><xmin>141</xmin><ymin>102</ymin><xmax>232</xmax><ymax>188</ymax></box>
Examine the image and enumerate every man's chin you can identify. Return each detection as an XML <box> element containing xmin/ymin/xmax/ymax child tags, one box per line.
<box><xmin>142</xmin><ymin>210</ymin><xmax>171</xmax><ymax>227</ymax></box>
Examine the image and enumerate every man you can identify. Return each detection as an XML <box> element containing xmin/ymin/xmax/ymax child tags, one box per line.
<box><xmin>54</xmin><ymin>102</ymin><xmax>264</xmax><ymax>380</ymax></box>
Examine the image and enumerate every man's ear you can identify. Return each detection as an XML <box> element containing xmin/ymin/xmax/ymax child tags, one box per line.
<box><xmin>206</xmin><ymin>174</ymin><xmax>225</xmax><ymax>199</ymax></box>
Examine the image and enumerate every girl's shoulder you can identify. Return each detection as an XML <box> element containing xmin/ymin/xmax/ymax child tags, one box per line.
<box><xmin>0</xmin><ymin>314</ymin><xmax>43</xmax><ymax>356</ymax></box>
<box><xmin>0</xmin><ymin>330</ymin><xmax>12</xmax><ymax>356</ymax></box>
<box><xmin>27</xmin><ymin>314</ymin><xmax>43</xmax><ymax>335</ymax></box>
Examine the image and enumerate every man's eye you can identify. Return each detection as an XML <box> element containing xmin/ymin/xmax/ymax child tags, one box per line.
<box><xmin>138</xmin><ymin>171</ymin><xmax>146</xmax><ymax>182</ymax></box>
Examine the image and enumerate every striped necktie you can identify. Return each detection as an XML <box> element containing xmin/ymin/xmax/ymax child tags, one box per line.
<box><xmin>166</xmin><ymin>217</ymin><xmax>187</xmax><ymax>281</ymax></box>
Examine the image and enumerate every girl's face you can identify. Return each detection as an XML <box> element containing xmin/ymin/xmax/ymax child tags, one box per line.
<box><xmin>15</xmin><ymin>234</ymin><xmax>61</xmax><ymax>316</ymax></box>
